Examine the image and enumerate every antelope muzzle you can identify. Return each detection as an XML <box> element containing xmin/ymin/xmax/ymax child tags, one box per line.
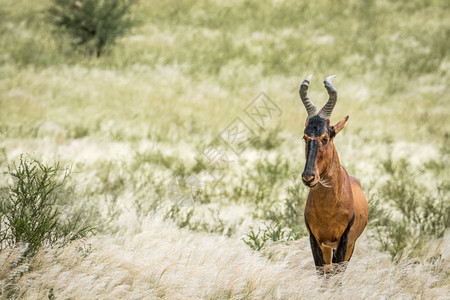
<box><xmin>302</xmin><ymin>139</ymin><xmax>319</xmax><ymax>187</ymax></box>
<box><xmin>302</xmin><ymin>171</ymin><xmax>319</xmax><ymax>187</ymax></box>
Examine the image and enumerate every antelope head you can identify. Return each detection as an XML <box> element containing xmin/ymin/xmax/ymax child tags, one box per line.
<box><xmin>299</xmin><ymin>75</ymin><xmax>348</xmax><ymax>187</ymax></box>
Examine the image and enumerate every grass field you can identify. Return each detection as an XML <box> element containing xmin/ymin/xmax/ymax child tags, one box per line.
<box><xmin>0</xmin><ymin>0</ymin><xmax>449</xmax><ymax>298</ymax></box>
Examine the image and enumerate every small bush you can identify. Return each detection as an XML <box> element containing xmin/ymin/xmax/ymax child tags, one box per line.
<box><xmin>249</xmin><ymin>126</ymin><xmax>285</xmax><ymax>151</ymax></box>
<box><xmin>370</xmin><ymin>154</ymin><xmax>450</xmax><ymax>260</ymax></box>
<box><xmin>0</xmin><ymin>155</ymin><xmax>92</xmax><ymax>256</ymax></box>
<box><xmin>48</xmin><ymin>0</ymin><xmax>137</xmax><ymax>57</ymax></box>
<box><xmin>278</xmin><ymin>180</ymin><xmax>309</xmax><ymax>238</ymax></box>
<box><xmin>240</xmin><ymin>155</ymin><xmax>290</xmax><ymax>206</ymax></box>
<box><xmin>243</xmin><ymin>222</ymin><xmax>295</xmax><ymax>251</ymax></box>
<box><xmin>165</xmin><ymin>204</ymin><xmax>197</xmax><ymax>230</ymax></box>
<box><xmin>257</xmin><ymin>179</ymin><xmax>308</xmax><ymax>240</ymax></box>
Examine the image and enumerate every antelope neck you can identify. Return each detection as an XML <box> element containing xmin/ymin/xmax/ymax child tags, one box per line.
<box><xmin>315</xmin><ymin>144</ymin><xmax>343</xmax><ymax>201</ymax></box>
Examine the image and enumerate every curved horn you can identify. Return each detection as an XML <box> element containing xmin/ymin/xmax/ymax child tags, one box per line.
<box><xmin>318</xmin><ymin>75</ymin><xmax>338</xmax><ymax>119</ymax></box>
<box><xmin>299</xmin><ymin>74</ymin><xmax>318</xmax><ymax>117</ymax></box>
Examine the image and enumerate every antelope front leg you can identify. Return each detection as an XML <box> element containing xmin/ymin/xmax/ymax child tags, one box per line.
<box><xmin>333</xmin><ymin>213</ymin><xmax>355</xmax><ymax>263</ymax></box>
<box><xmin>309</xmin><ymin>233</ymin><xmax>325</xmax><ymax>268</ymax></box>
<box><xmin>333</xmin><ymin>232</ymin><xmax>349</xmax><ymax>263</ymax></box>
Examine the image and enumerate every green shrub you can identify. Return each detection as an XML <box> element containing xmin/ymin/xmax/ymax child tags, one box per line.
<box><xmin>243</xmin><ymin>222</ymin><xmax>295</xmax><ymax>251</ymax></box>
<box><xmin>0</xmin><ymin>155</ymin><xmax>92</xmax><ymax>256</ymax></box>
<box><xmin>278</xmin><ymin>180</ymin><xmax>309</xmax><ymax>238</ymax></box>
<box><xmin>243</xmin><ymin>226</ymin><xmax>268</xmax><ymax>251</ymax></box>
<box><xmin>249</xmin><ymin>126</ymin><xmax>285</xmax><ymax>151</ymax></box>
<box><xmin>48</xmin><ymin>0</ymin><xmax>137</xmax><ymax>57</ymax></box>
<box><xmin>239</xmin><ymin>155</ymin><xmax>290</xmax><ymax>206</ymax></box>
<box><xmin>164</xmin><ymin>204</ymin><xmax>235</xmax><ymax>236</ymax></box>
<box><xmin>370</xmin><ymin>153</ymin><xmax>450</xmax><ymax>260</ymax></box>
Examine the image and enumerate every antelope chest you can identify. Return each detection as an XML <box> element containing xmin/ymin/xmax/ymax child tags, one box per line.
<box><xmin>305</xmin><ymin>206</ymin><xmax>352</xmax><ymax>248</ymax></box>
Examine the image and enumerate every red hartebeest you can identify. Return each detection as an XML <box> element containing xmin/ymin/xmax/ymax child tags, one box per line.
<box><xmin>299</xmin><ymin>74</ymin><xmax>368</xmax><ymax>272</ymax></box>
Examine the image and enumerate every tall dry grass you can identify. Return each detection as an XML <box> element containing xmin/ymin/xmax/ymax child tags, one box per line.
<box><xmin>5</xmin><ymin>217</ymin><xmax>448</xmax><ymax>299</ymax></box>
<box><xmin>0</xmin><ymin>0</ymin><xmax>449</xmax><ymax>298</ymax></box>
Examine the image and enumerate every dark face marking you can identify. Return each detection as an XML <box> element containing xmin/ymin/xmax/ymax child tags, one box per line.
<box><xmin>302</xmin><ymin>116</ymin><xmax>330</xmax><ymax>187</ymax></box>
<box><xmin>304</xmin><ymin>115</ymin><xmax>328</xmax><ymax>137</ymax></box>
<box><xmin>303</xmin><ymin>140</ymin><xmax>318</xmax><ymax>180</ymax></box>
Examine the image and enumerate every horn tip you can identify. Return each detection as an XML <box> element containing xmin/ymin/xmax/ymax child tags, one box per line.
<box><xmin>305</xmin><ymin>74</ymin><xmax>313</xmax><ymax>82</ymax></box>
<box><xmin>324</xmin><ymin>75</ymin><xmax>336</xmax><ymax>83</ymax></box>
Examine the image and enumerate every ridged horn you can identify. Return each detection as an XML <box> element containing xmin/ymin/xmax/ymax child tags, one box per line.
<box><xmin>299</xmin><ymin>74</ymin><xmax>318</xmax><ymax>117</ymax></box>
<box><xmin>318</xmin><ymin>75</ymin><xmax>337</xmax><ymax>119</ymax></box>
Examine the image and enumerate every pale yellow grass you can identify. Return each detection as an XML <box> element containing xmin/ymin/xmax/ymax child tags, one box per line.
<box><xmin>5</xmin><ymin>216</ymin><xmax>447</xmax><ymax>299</ymax></box>
<box><xmin>1</xmin><ymin>66</ymin><xmax>447</xmax><ymax>298</ymax></box>
<box><xmin>1</xmin><ymin>1</ymin><xmax>449</xmax><ymax>297</ymax></box>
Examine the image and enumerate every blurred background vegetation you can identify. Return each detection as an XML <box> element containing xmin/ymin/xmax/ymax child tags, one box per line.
<box><xmin>0</xmin><ymin>0</ymin><xmax>449</xmax><ymax>274</ymax></box>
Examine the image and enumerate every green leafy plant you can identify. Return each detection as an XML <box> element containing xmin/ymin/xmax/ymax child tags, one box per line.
<box><xmin>0</xmin><ymin>155</ymin><xmax>92</xmax><ymax>256</ymax></box>
<box><xmin>256</xmin><ymin>179</ymin><xmax>309</xmax><ymax>241</ymax></box>
<box><xmin>48</xmin><ymin>0</ymin><xmax>137</xmax><ymax>57</ymax></box>
<box><xmin>243</xmin><ymin>226</ymin><xmax>268</xmax><ymax>251</ymax></box>
<box><xmin>249</xmin><ymin>126</ymin><xmax>285</xmax><ymax>151</ymax></box>
<box><xmin>370</xmin><ymin>153</ymin><xmax>450</xmax><ymax>260</ymax></box>
<box><xmin>279</xmin><ymin>180</ymin><xmax>309</xmax><ymax>239</ymax></box>
<box><xmin>243</xmin><ymin>222</ymin><xmax>294</xmax><ymax>251</ymax></box>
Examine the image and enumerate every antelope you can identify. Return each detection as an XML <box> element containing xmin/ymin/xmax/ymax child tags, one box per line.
<box><xmin>299</xmin><ymin>74</ymin><xmax>368</xmax><ymax>273</ymax></box>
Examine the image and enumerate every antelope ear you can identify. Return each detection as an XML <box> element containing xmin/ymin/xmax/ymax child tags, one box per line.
<box><xmin>329</xmin><ymin>116</ymin><xmax>349</xmax><ymax>139</ymax></box>
<box><xmin>304</xmin><ymin>117</ymin><xmax>309</xmax><ymax>128</ymax></box>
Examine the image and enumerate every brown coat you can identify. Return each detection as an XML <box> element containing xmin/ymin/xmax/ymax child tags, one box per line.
<box><xmin>298</xmin><ymin>74</ymin><xmax>368</xmax><ymax>269</ymax></box>
<box><xmin>304</xmin><ymin>142</ymin><xmax>368</xmax><ymax>264</ymax></box>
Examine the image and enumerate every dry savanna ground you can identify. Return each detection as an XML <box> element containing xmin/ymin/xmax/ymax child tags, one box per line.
<box><xmin>0</xmin><ymin>0</ymin><xmax>449</xmax><ymax>299</ymax></box>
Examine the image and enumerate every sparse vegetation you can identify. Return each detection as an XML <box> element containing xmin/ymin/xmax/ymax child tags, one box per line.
<box><xmin>0</xmin><ymin>0</ymin><xmax>449</xmax><ymax>297</ymax></box>
<box><xmin>48</xmin><ymin>0</ymin><xmax>137</xmax><ymax>57</ymax></box>
<box><xmin>243</xmin><ymin>222</ymin><xmax>295</xmax><ymax>251</ymax></box>
<box><xmin>249</xmin><ymin>126</ymin><xmax>285</xmax><ymax>151</ymax></box>
<box><xmin>369</xmin><ymin>141</ymin><xmax>450</xmax><ymax>260</ymax></box>
<box><xmin>0</xmin><ymin>155</ymin><xmax>92</xmax><ymax>256</ymax></box>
